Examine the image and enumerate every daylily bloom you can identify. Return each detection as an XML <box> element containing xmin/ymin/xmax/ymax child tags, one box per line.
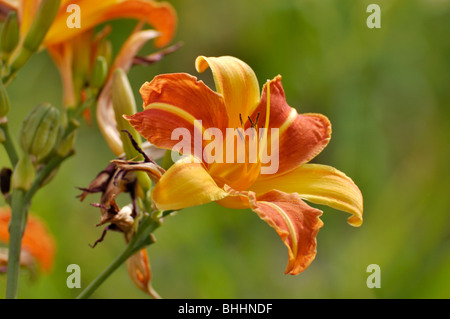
<box><xmin>126</xmin><ymin>56</ymin><xmax>364</xmax><ymax>275</ymax></box>
<box><xmin>0</xmin><ymin>206</ymin><xmax>55</xmax><ymax>273</ymax></box>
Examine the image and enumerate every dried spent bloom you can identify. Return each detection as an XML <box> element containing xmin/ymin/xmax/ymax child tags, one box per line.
<box><xmin>0</xmin><ymin>206</ymin><xmax>55</xmax><ymax>274</ymax></box>
<box><xmin>78</xmin><ymin>153</ymin><xmax>165</xmax><ymax>296</ymax></box>
<box><xmin>126</xmin><ymin>56</ymin><xmax>364</xmax><ymax>275</ymax></box>
<box><xmin>78</xmin><ymin>157</ymin><xmax>165</xmax><ymax>242</ymax></box>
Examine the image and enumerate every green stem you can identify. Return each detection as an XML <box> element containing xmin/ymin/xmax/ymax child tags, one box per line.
<box><xmin>77</xmin><ymin>216</ymin><xmax>160</xmax><ymax>299</ymax></box>
<box><xmin>76</xmin><ymin>245</ymin><xmax>134</xmax><ymax>300</ymax></box>
<box><xmin>5</xmin><ymin>189</ymin><xmax>27</xmax><ymax>299</ymax></box>
<box><xmin>25</xmin><ymin>152</ymin><xmax>74</xmax><ymax>202</ymax></box>
<box><xmin>5</xmin><ymin>152</ymin><xmax>73</xmax><ymax>298</ymax></box>
<box><xmin>0</xmin><ymin>120</ymin><xmax>18</xmax><ymax>167</ymax></box>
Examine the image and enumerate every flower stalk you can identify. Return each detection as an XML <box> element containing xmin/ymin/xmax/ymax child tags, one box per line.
<box><xmin>77</xmin><ymin>215</ymin><xmax>161</xmax><ymax>299</ymax></box>
<box><xmin>5</xmin><ymin>189</ymin><xmax>27</xmax><ymax>299</ymax></box>
<box><xmin>0</xmin><ymin>119</ymin><xmax>18</xmax><ymax>167</ymax></box>
<box><xmin>5</xmin><ymin>150</ymin><xmax>74</xmax><ymax>298</ymax></box>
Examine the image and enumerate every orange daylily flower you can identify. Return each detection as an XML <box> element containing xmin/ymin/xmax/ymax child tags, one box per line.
<box><xmin>126</xmin><ymin>56</ymin><xmax>363</xmax><ymax>275</ymax></box>
<box><xmin>9</xmin><ymin>0</ymin><xmax>176</xmax><ymax>48</ymax></box>
<box><xmin>0</xmin><ymin>206</ymin><xmax>55</xmax><ymax>273</ymax></box>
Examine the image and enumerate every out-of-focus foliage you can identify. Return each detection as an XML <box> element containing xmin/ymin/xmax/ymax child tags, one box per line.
<box><xmin>0</xmin><ymin>0</ymin><xmax>449</xmax><ymax>298</ymax></box>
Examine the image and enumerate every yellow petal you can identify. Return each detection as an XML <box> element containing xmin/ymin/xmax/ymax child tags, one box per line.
<box><xmin>152</xmin><ymin>155</ymin><xmax>229</xmax><ymax>211</ymax></box>
<box><xmin>195</xmin><ymin>56</ymin><xmax>260</xmax><ymax>128</ymax></box>
<box><xmin>250</xmin><ymin>164</ymin><xmax>363</xmax><ymax>227</ymax></box>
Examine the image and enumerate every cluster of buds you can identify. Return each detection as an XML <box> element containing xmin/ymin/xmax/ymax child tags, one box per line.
<box><xmin>11</xmin><ymin>103</ymin><xmax>65</xmax><ymax>191</ymax></box>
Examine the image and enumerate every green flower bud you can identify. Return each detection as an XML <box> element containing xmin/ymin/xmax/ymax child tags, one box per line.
<box><xmin>112</xmin><ymin>68</ymin><xmax>142</xmax><ymax>159</ymax></box>
<box><xmin>0</xmin><ymin>80</ymin><xmax>11</xmax><ymax>117</ymax></box>
<box><xmin>56</xmin><ymin>130</ymin><xmax>76</xmax><ymax>157</ymax></box>
<box><xmin>90</xmin><ymin>56</ymin><xmax>108</xmax><ymax>90</ymax></box>
<box><xmin>12</xmin><ymin>155</ymin><xmax>35</xmax><ymax>191</ymax></box>
<box><xmin>0</xmin><ymin>11</ymin><xmax>20</xmax><ymax>60</ymax></box>
<box><xmin>9</xmin><ymin>0</ymin><xmax>61</xmax><ymax>75</ymax></box>
<box><xmin>161</xmin><ymin>150</ymin><xmax>175</xmax><ymax>170</ymax></box>
<box><xmin>23</xmin><ymin>0</ymin><xmax>61</xmax><ymax>52</ymax></box>
<box><xmin>19</xmin><ymin>103</ymin><xmax>62</xmax><ymax>162</ymax></box>
<box><xmin>112</xmin><ymin>68</ymin><xmax>151</xmax><ymax>193</ymax></box>
<box><xmin>96</xmin><ymin>38</ymin><xmax>113</xmax><ymax>67</ymax></box>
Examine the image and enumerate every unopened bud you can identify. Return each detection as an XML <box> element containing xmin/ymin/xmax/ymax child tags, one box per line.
<box><xmin>19</xmin><ymin>103</ymin><xmax>62</xmax><ymax>162</ymax></box>
<box><xmin>12</xmin><ymin>155</ymin><xmax>35</xmax><ymax>191</ymax></box>
<box><xmin>112</xmin><ymin>69</ymin><xmax>142</xmax><ymax>159</ymax></box>
<box><xmin>0</xmin><ymin>11</ymin><xmax>20</xmax><ymax>60</ymax></box>
<box><xmin>9</xmin><ymin>0</ymin><xmax>61</xmax><ymax>74</ymax></box>
<box><xmin>23</xmin><ymin>0</ymin><xmax>61</xmax><ymax>52</ymax></box>
<box><xmin>56</xmin><ymin>130</ymin><xmax>76</xmax><ymax>157</ymax></box>
<box><xmin>96</xmin><ymin>38</ymin><xmax>113</xmax><ymax>67</ymax></box>
<box><xmin>112</xmin><ymin>69</ymin><xmax>151</xmax><ymax>193</ymax></box>
<box><xmin>161</xmin><ymin>150</ymin><xmax>175</xmax><ymax>170</ymax></box>
<box><xmin>90</xmin><ymin>56</ymin><xmax>108</xmax><ymax>90</ymax></box>
<box><xmin>0</xmin><ymin>80</ymin><xmax>11</xmax><ymax>117</ymax></box>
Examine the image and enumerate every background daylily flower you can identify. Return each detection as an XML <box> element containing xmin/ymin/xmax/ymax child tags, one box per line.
<box><xmin>0</xmin><ymin>0</ymin><xmax>177</xmax><ymax>152</ymax></box>
<box><xmin>0</xmin><ymin>206</ymin><xmax>55</xmax><ymax>273</ymax></box>
<box><xmin>43</xmin><ymin>0</ymin><xmax>177</xmax><ymax>106</ymax></box>
<box><xmin>3</xmin><ymin>0</ymin><xmax>176</xmax><ymax>48</ymax></box>
<box><xmin>126</xmin><ymin>56</ymin><xmax>364</xmax><ymax>275</ymax></box>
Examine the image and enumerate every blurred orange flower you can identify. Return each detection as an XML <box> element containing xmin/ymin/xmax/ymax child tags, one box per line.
<box><xmin>1</xmin><ymin>0</ymin><xmax>177</xmax><ymax>153</ymax></box>
<box><xmin>0</xmin><ymin>206</ymin><xmax>55</xmax><ymax>273</ymax></box>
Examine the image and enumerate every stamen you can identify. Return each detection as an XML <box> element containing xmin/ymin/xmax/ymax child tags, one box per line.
<box><xmin>239</xmin><ymin>113</ymin><xmax>244</xmax><ymax>127</ymax></box>
<box><xmin>121</xmin><ymin>130</ymin><xmax>153</xmax><ymax>163</ymax></box>
<box><xmin>255</xmin><ymin>112</ymin><xmax>260</xmax><ymax>126</ymax></box>
<box><xmin>247</xmin><ymin>116</ymin><xmax>255</xmax><ymax>128</ymax></box>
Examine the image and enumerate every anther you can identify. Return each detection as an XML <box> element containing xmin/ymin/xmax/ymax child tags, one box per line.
<box><xmin>247</xmin><ymin>116</ymin><xmax>255</xmax><ymax>127</ymax></box>
<box><xmin>239</xmin><ymin>113</ymin><xmax>244</xmax><ymax>127</ymax></box>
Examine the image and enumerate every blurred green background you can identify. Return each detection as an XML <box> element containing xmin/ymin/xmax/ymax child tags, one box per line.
<box><xmin>0</xmin><ymin>0</ymin><xmax>449</xmax><ymax>298</ymax></box>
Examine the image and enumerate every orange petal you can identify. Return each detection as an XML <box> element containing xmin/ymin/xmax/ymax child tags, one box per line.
<box><xmin>195</xmin><ymin>56</ymin><xmax>260</xmax><ymax>128</ymax></box>
<box><xmin>44</xmin><ymin>0</ymin><xmax>177</xmax><ymax>47</ymax></box>
<box><xmin>126</xmin><ymin>73</ymin><xmax>228</xmax><ymax>153</ymax></box>
<box><xmin>0</xmin><ymin>207</ymin><xmax>56</xmax><ymax>273</ymax></box>
<box><xmin>18</xmin><ymin>0</ymin><xmax>38</xmax><ymax>37</ymax></box>
<box><xmin>250</xmin><ymin>76</ymin><xmax>331</xmax><ymax>176</ymax></box>
<box><xmin>46</xmin><ymin>41</ymin><xmax>77</xmax><ymax>107</ymax></box>
<box><xmin>248</xmin><ymin>190</ymin><xmax>323</xmax><ymax>275</ymax></box>
<box><xmin>250</xmin><ymin>163</ymin><xmax>363</xmax><ymax>227</ymax></box>
<box><xmin>151</xmin><ymin>155</ymin><xmax>229</xmax><ymax>211</ymax></box>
